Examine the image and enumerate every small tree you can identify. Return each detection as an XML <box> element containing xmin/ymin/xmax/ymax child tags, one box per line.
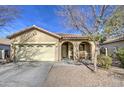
<box><xmin>105</xmin><ymin>6</ymin><xmax>124</xmax><ymax>37</ymax></box>
<box><xmin>58</xmin><ymin>5</ymin><xmax>117</xmax><ymax>71</ymax></box>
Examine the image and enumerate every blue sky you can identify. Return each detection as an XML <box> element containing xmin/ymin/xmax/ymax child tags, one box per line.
<box><xmin>0</xmin><ymin>5</ymin><xmax>79</xmax><ymax>38</ymax></box>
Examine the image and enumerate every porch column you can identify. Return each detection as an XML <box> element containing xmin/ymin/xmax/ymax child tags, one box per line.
<box><xmin>68</xmin><ymin>43</ymin><xmax>71</xmax><ymax>59</ymax></box>
<box><xmin>90</xmin><ymin>42</ymin><xmax>95</xmax><ymax>63</ymax></box>
<box><xmin>1</xmin><ymin>50</ymin><xmax>5</xmax><ymax>59</ymax></box>
<box><xmin>59</xmin><ymin>43</ymin><xmax>62</xmax><ymax>61</ymax></box>
<box><xmin>105</xmin><ymin>48</ymin><xmax>108</xmax><ymax>56</ymax></box>
<box><xmin>73</xmin><ymin>42</ymin><xmax>79</xmax><ymax>61</ymax></box>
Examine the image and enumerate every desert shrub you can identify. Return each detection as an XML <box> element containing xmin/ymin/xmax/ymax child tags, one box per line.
<box><xmin>116</xmin><ymin>48</ymin><xmax>124</xmax><ymax>67</ymax></box>
<box><xmin>97</xmin><ymin>54</ymin><xmax>112</xmax><ymax>69</ymax></box>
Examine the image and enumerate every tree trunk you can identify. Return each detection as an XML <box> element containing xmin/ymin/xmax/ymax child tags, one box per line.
<box><xmin>93</xmin><ymin>49</ymin><xmax>97</xmax><ymax>72</ymax></box>
<box><xmin>93</xmin><ymin>42</ymin><xmax>98</xmax><ymax>72</ymax></box>
<box><xmin>12</xmin><ymin>45</ymin><xmax>16</xmax><ymax>63</ymax></box>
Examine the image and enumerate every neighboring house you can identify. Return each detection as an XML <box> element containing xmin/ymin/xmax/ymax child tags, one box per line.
<box><xmin>7</xmin><ymin>25</ymin><xmax>95</xmax><ymax>62</ymax></box>
<box><xmin>0</xmin><ymin>39</ymin><xmax>11</xmax><ymax>60</ymax></box>
<box><xmin>101</xmin><ymin>35</ymin><xmax>124</xmax><ymax>56</ymax></box>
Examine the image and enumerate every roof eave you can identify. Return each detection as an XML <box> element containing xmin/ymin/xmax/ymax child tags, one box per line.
<box><xmin>7</xmin><ymin>25</ymin><xmax>61</xmax><ymax>39</ymax></box>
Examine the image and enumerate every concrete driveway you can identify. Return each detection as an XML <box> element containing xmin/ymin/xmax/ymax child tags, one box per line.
<box><xmin>0</xmin><ymin>62</ymin><xmax>53</xmax><ymax>87</ymax></box>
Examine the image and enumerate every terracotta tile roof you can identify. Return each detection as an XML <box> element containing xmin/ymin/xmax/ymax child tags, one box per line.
<box><xmin>57</xmin><ymin>33</ymin><xmax>89</xmax><ymax>39</ymax></box>
<box><xmin>0</xmin><ymin>39</ymin><xmax>11</xmax><ymax>45</ymax></box>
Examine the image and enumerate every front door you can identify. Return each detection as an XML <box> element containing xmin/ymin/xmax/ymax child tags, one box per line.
<box><xmin>79</xmin><ymin>43</ymin><xmax>86</xmax><ymax>59</ymax></box>
<box><xmin>62</xmin><ymin>44</ymin><xmax>68</xmax><ymax>58</ymax></box>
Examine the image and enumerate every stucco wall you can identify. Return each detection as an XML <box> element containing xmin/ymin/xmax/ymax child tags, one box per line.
<box><xmin>10</xmin><ymin>29</ymin><xmax>60</xmax><ymax>62</ymax></box>
<box><xmin>11</xmin><ymin>29</ymin><xmax>59</xmax><ymax>43</ymax></box>
<box><xmin>59</xmin><ymin>40</ymin><xmax>95</xmax><ymax>61</ymax></box>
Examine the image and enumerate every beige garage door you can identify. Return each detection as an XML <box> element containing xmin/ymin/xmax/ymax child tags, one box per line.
<box><xmin>16</xmin><ymin>44</ymin><xmax>56</xmax><ymax>61</ymax></box>
<box><xmin>33</xmin><ymin>44</ymin><xmax>56</xmax><ymax>61</ymax></box>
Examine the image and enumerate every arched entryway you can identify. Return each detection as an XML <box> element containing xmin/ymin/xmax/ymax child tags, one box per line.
<box><xmin>61</xmin><ymin>42</ymin><xmax>73</xmax><ymax>60</ymax></box>
<box><xmin>79</xmin><ymin>42</ymin><xmax>91</xmax><ymax>60</ymax></box>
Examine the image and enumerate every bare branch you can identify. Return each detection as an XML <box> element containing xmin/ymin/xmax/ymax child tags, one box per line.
<box><xmin>0</xmin><ymin>6</ymin><xmax>20</xmax><ymax>29</ymax></box>
<box><xmin>100</xmin><ymin>5</ymin><xmax>106</xmax><ymax>17</ymax></box>
<box><xmin>91</xmin><ymin>6</ymin><xmax>97</xmax><ymax>19</ymax></box>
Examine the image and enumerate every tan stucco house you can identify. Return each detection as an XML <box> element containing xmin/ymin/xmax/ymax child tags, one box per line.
<box><xmin>101</xmin><ymin>35</ymin><xmax>124</xmax><ymax>56</ymax></box>
<box><xmin>0</xmin><ymin>39</ymin><xmax>11</xmax><ymax>60</ymax></box>
<box><xmin>8</xmin><ymin>25</ymin><xmax>95</xmax><ymax>62</ymax></box>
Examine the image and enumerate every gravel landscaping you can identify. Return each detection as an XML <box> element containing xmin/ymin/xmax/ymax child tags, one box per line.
<box><xmin>0</xmin><ymin>62</ymin><xmax>124</xmax><ymax>87</ymax></box>
<box><xmin>44</xmin><ymin>63</ymin><xmax>124</xmax><ymax>87</ymax></box>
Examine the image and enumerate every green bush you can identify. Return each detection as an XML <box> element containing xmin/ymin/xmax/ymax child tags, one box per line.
<box><xmin>97</xmin><ymin>55</ymin><xmax>112</xmax><ymax>69</ymax></box>
<box><xmin>116</xmin><ymin>48</ymin><xmax>124</xmax><ymax>67</ymax></box>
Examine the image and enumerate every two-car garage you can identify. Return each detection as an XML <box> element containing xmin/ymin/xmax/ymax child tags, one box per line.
<box><xmin>15</xmin><ymin>43</ymin><xmax>56</xmax><ymax>62</ymax></box>
<box><xmin>8</xmin><ymin>26</ymin><xmax>61</xmax><ymax>62</ymax></box>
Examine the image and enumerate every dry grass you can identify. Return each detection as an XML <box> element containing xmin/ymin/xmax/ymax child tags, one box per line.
<box><xmin>44</xmin><ymin>63</ymin><xmax>124</xmax><ymax>87</ymax></box>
